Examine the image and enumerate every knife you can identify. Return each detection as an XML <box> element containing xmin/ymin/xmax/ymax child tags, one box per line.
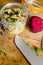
<box><xmin>15</xmin><ymin>35</ymin><xmax>43</xmax><ymax>65</ymax></box>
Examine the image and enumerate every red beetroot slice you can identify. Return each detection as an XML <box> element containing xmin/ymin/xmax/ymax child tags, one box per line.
<box><xmin>29</xmin><ymin>16</ymin><xmax>43</xmax><ymax>33</ymax></box>
<box><xmin>32</xmin><ymin>26</ymin><xmax>42</xmax><ymax>33</ymax></box>
<box><xmin>41</xmin><ymin>20</ymin><xmax>43</xmax><ymax>29</ymax></box>
<box><xmin>32</xmin><ymin>18</ymin><xmax>42</xmax><ymax>32</ymax></box>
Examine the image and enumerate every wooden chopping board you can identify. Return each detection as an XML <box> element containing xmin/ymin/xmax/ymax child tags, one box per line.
<box><xmin>0</xmin><ymin>28</ymin><xmax>29</xmax><ymax>65</ymax></box>
<box><xmin>19</xmin><ymin>27</ymin><xmax>43</xmax><ymax>57</ymax></box>
<box><xmin>18</xmin><ymin>11</ymin><xmax>43</xmax><ymax>57</ymax></box>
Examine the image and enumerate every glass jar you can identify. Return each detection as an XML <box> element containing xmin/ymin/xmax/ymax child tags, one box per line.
<box><xmin>22</xmin><ymin>0</ymin><xmax>43</xmax><ymax>12</ymax></box>
<box><xmin>0</xmin><ymin>3</ymin><xmax>29</xmax><ymax>34</ymax></box>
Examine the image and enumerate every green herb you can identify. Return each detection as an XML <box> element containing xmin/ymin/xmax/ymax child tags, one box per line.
<box><xmin>5</xmin><ymin>12</ymin><xmax>11</xmax><ymax>15</ymax></box>
<box><xmin>3</xmin><ymin>51</ymin><xmax>7</xmax><ymax>57</ymax></box>
<box><xmin>36</xmin><ymin>48</ymin><xmax>41</xmax><ymax>56</ymax></box>
<box><xmin>0</xmin><ymin>50</ymin><xmax>7</xmax><ymax>57</ymax></box>
<box><xmin>0</xmin><ymin>50</ymin><xmax>2</xmax><ymax>55</ymax></box>
<box><xmin>27</xmin><ymin>45</ymin><xmax>41</xmax><ymax>56</ymax></box>
<box><xmin>12</xmin><ymin>19</ymin><xmax>17</xmax><ymax>23</ymax></box>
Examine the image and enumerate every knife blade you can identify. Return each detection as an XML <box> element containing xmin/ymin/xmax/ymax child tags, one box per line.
<box><xmin>15</xmin><ymin>35</ymin><xmax>43</xmax><ymax>65</ymax></box>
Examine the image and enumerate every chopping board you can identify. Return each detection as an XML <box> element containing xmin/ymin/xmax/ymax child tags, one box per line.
<box><xmin>0</xmin><ymin>28</ymin><xmax>29</xmax><ymax>65</ymax></box>
<box><xmin>19</xmin><ymin>27</ymin><xmax>43</xmax><ymax>57</ymax></box>
<box><xmin>19</xmin><ymin>10</ymin><xmax>43</xmax><ymax>57</ymax></box>
<box><xmin>19</xmin><ymin>11</ymin><xmax>43</xmax><ymax>57</ymax></box>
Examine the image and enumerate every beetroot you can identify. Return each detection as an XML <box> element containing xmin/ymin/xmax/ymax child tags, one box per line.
<box><xmin>29</xmin><ymin>16</ymin><xmax>43</xmax><ymax>33</ymax></box>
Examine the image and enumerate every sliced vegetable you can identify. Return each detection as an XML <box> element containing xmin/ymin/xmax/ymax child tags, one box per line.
<box><xmin>5</xmin><ymin>12</ymin><xmax>11</xmax><ymax>15</ymax></box>
<box><xmin>28</xmin><ymin>45</ymin><xmax>41</xmax><ymax>56</ymax></box>
<box><xmin>35</xmin><ymin>48</ymin><xmax>41</xmax><ymax>56</ymax></box>
<box><xmin>29</xmin><ymin>16</ymin><xmax>43</xmax><ymax>33</ymax></box>
<box><xmin>12</xmin><ymin>19</ymin><xmax>17</xmax><ymax>23</ymax></box>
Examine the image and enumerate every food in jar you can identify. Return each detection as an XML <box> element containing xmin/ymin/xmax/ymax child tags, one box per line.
<box><xmin>1</xmin><ymin>3</ymin><xmax>28</xmax><ymax>34</ymax></box>
<box><xmin>3</xmin><ymin>6</ymin><xmax>26</xmax><ymax>23</ymax></box>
